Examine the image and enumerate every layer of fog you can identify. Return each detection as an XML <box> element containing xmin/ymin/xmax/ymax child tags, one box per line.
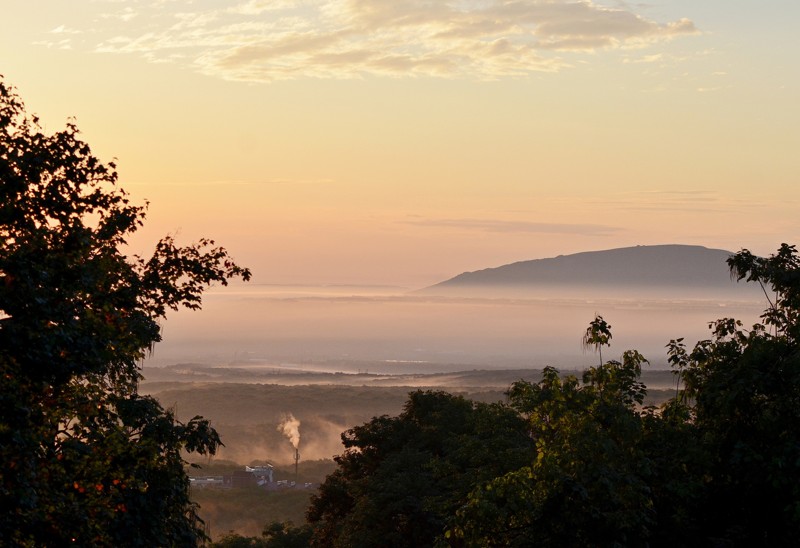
<box><xmin>144</xmin><ymin>283</ymin><xmax>765</xmax><ymax>372</ymax></box>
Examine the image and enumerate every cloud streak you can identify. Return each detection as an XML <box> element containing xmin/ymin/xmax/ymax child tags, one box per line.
<box><xmin>83</xmin><ymin>0</ymin><xmax>697</xmax><ymax>81</ymax></box>
<box><xmin>404</xmin><ymin>217</ymin><xmax>622</xmax><ymax>236</ymax></box>
<box><xmin>124</xmin><ymin>178</ymin><xmax>334</xmax><ymax>186</ymax></box>
<box><xmin>591</xmin><ymin>190</ymin><xmax>766</xmax><ymax>215</ymax></box>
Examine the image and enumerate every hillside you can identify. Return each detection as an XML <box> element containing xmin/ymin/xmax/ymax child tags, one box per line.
<box><xmin>419</xmin><ymin>244</ymin><xmax>756</xmax><ymax>297</ymax></box>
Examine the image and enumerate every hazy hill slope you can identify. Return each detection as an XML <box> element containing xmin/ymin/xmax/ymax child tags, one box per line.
<box><xmin>421</xmin><ymin>245</ymin><xmax>743</xmax><ymax>294</ymax></box>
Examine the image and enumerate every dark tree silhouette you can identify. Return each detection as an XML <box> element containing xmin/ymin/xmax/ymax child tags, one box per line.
<box><xmin>0</xmin><ymin>78</ymin><xmax>250</xmax><ymax>546</ymax></box>
<box><xmin>306</xmin><ymin>391</ymin><xmax>533</xmax><ymax>547</ymax></box>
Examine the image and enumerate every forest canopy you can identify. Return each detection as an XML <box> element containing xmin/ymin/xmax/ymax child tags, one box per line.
<box><xmin>299</xmin><ymin>246</ymin><xmax>800</xmax><ymax>547</ymax></box>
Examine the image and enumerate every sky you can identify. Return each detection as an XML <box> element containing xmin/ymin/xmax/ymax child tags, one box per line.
<box><xmin>3</xmin><ymin>0</ymin><xmax>799</xmax><ymax>288</ymax></box>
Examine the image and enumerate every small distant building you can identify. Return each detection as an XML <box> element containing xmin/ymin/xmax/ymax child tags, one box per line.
<box><xmin>229</xmin><ymin>464</ymin><xmax>275</xmax><ymax>488</ymax></box>
<box><xmin>193</xmin><ymin>463</ymin><xmax>276</xmax><ymax>489</ymax></box>
<box><xmin>245</xmin><ymin>465</ymin><xmax>274</xmax><ymax>485</ymax></box>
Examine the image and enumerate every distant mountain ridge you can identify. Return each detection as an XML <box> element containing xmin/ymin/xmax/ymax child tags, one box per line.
<box><xmin>421</xmin><ymin>245</ymin><xmax>752</xmax><ymax>296</ymax></box>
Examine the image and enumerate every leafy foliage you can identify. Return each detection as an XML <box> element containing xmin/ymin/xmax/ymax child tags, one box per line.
<box><xmin>0</xmin><ymin>78</ymin><xmax>250</xmax><ymax>546</ymax></box>
<box><xmin>451</xmin><ymin>355</ymin><xmax>658</xmax><ymax>546</ymax></box>
<box><xmin>451</xmin><ymin>246</ymin><xmax>800</xmax><ymax>546</ymax></box>
<box><xmin>304</xmin><ymin>245</ymin><xmax>800</xmax><ymax>546</ymax></box>
<box><xmin>671</xmin><ymin>244</ymin><xmax>800</xmax><ymax>544</ymax></box>
<box><xmin>306</xmin><ymin>391</ymin><xmax>534</xmax><ymax>547</ymax></box>
<box><xmin>582</xmin><ymin>314</ymin><xmax>612</xmax><ymax>365</ymax></box>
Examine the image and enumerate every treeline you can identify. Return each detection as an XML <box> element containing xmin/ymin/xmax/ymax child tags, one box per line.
<box><xmin>213</xmin><ymin>247</ymin><xmax>800</xmax><ymax>547</ymax></box>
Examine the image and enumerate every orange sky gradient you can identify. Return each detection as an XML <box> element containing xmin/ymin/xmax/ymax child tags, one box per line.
<box><xmin>3</xmin><ymin>1</ymin><xmax>798</xmax><ymax>288</ymax></box>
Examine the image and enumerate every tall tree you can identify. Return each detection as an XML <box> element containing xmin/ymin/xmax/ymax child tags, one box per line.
<box><xmin>306</xmin><ymin>391</ymin><xmax>533</xmax><ymax>547</ymax></box>
<box><xmin>452</xmin><ymin>247</ymin><xmax>800</xmax><ymax>546</ymax></box>
<box><xmin>0</xmin><ymin>78</ymin><xmax>250</xmax><ymax>546</ymax></box>
<box><xmin>450</xmin><ymin>351</ymin><xmax>658</xmax><ymax>547</ymax></box>
<box><xmin>670</xmin><ymin>244</ymin><xmax>800</xmax><ymax>544</ymax></box>
<box><xmin>582</xmin><ymin>314</ymin><xmax>612</xmax><ymax>366</ymax></box>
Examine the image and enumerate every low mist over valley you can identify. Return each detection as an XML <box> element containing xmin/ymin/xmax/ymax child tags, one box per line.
<box><xmin>142</xmin><ymin>369</ymin><xmax>680</xmax><ymax>539</ymax></box>
<box><xmin>140</xmin><ymin>244</ymin><xmax>767</xmax><ymax>473</ymax></box>
<box><xmin>145</xmin><ymin>245</ymin><xmax>764</xmax><ymax>373</ymax></box>
<box><xmin>136</xmin><ymin>245</ymin><xmax>769</xmax><ymax>539</ymax></box>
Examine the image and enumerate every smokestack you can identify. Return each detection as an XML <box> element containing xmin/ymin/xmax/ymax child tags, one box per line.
<box><xmin>278</xmin><ymin>413</ymin><xmax>301</xmax><ymax>483</ymax></box>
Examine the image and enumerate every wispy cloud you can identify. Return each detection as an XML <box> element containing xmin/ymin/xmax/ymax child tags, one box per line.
<box><xmin>78</xmin><ymin>0</ymin><xmax>697</xmax><ymax>81</ymax></box>
<box><xmin>403</xmin><ymin>217</ymin><xmax>622</xmax><ymax>236</ymax></box>
<box><xmin>623</xmin><ymin>52</ymin><xmax>664</xmax><ymax>64</ymax></box>
<box><xmin>596</xmin><ymin>190</ymin><xmax>764</xmax><ymax>214</ymax></box>
<box><xmin>125</xmin><ymin>178</ymin><xmax>334</xmax><ymax>186</ymax></box>
<box><xmin>98</xmin><ymin>5</ymin><xmax>138</xmax><ymax>22</ymax></box>
<box><xmin>50</xmin><ymin>25</ymin><xmax>82</xmax><ymax>35</ymax></box>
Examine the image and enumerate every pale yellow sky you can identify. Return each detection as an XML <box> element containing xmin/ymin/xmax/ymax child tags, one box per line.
<box><xmin>3</xmin><ymin>1</ymin><xmax>799</xmax><ymax>287</ymax></box>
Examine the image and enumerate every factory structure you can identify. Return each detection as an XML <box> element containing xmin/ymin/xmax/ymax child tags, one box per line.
<box><xmin>189</xmin><ymin>463</ymin><xmax>314</xmax><ymax>490</ymax></box>
<box><xmin>190</xmin><ymin>414</ymin><xmax>310</xmax><ymax>490</ymax></box>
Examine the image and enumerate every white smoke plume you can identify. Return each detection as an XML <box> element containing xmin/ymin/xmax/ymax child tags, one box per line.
<box><xmin>277</xmin><ymin>413</ymin><xmax>300</xmax><ymax>449</ymax></box>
